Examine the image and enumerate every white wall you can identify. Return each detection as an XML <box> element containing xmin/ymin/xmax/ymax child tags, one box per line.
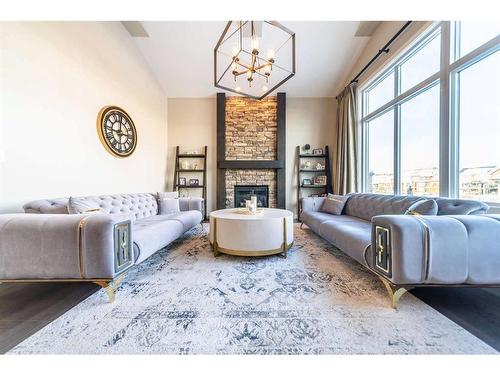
<box><xmin>0</xmin><ymin>22</ymin><xmax>168</xmax><ymax>213</ymax></box>
<box><xmin>167</xmin><ymin>96</ymin><xmax>335</xmax><ymax>216</ymax></box>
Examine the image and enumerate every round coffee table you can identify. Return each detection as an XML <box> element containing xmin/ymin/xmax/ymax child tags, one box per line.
<box><xmin>209</xmin><ymin>208</ymin><xmax>294</xmax><ymax>257</ymax></box>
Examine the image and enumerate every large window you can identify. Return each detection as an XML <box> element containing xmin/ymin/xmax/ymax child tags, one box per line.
<box><xmin>400</xmin><ymin>83</ymin><xmax>440</xmax><ymax>196</ymax></box>
<box><xmin>457</xmin><ymin>50</ymin><xmax>500</xmax><ymax>202</ymax></box>
<box><xmin>360</xmin><ymin>22</ymin><xmax>500</xmax><ymax>206</ymax></box>
<box><xmin>367</xmin><ymin>111</ymin><xmax>394</xmax><ymax>194</ymax></box>
<box><xmin>400</xmin><ymin>32</ymin><xmax>440</xmax><ymax>92</ymax></box>
<box><xmin>366</xmin><ymin>72</ymin><xmax>395</xmax><ymax>113</ymax></box>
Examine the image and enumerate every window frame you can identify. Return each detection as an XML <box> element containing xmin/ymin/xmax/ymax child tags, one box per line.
<box><xmin>359</xmin><ymin>21</ymin><xmax>500</xmax><ymax>207</ymax></box>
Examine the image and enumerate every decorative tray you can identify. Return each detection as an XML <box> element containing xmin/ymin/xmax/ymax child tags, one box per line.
<box><xmin>235</xmin><ymin>208</ymin><xmax>265</xmax><ymax>215</ymax></box>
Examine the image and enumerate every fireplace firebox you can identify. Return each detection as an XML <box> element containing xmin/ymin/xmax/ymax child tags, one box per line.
<box><xmin>234</xmin><ymin>185</ymin><xmax>269</xmax><ymax>208</ymax></box>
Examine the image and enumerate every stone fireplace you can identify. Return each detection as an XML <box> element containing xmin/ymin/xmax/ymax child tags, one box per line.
<box><xmin>216</xmin><ymin>92</ymin><xmax>286</xmax><ymax>209</ymax></box>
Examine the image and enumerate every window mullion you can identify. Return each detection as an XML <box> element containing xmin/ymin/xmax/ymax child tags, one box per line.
<box><xmin>449</xmin><ymin>67</ymin><xmax>460</xmax><ymax>198</ymax></box>
<box><xmin>394</xmin><ymin>65</ymin><xmax>401</xmax><ymax>195</ymax></box>
<box><xmin>439</xmin><ymin>21</ymin><xmax>452</xmax><ymax>197</ymax></box>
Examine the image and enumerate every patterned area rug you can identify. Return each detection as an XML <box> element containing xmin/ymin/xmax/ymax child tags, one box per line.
<box><xmin>9</xmin><ymin>224</ymin><xmax>496</xmax><ymax>354</ymax></box>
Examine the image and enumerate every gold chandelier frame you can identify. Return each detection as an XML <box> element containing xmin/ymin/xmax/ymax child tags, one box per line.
<box><xmin>214</xmin><ymin>21</ymin><xmax>296</xmax><ymax>100</ymax></box>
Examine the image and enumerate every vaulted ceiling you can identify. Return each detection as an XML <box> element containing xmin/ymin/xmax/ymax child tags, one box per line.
<box><xmin>129</xmin><ymin>21</ymin><xmax>374</xmax><ymax>98</ymax></box>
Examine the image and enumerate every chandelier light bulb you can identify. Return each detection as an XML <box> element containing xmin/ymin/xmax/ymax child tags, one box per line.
<box><xmin>232</xmin><ymin>46</ymin><xmax>239</xmax><ymax>58</ymax></box>
<box><xmin>262</xmin><ymin>85</ymin><xmax>268</xmax><ymax>92</ymax></box>
<box><xmin>235</xmin><ymin>86</ymin><xmax>241</xmax><ymax>92</ymax></box>
<box><xmin>251</xmin><ymin>36</ymin><xmax>259</xmax><ymax>55</ymax></box>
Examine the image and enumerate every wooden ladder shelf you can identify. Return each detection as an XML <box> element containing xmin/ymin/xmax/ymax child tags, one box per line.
<box><xmin>296</xmin><ymin>145</ymin><xmax>333</xmax><ymax>220</ymax></box>
<box><xmin>173</xmin><ymin>145</ymin><xmax>208</xmax><ymax>220</ymax></box>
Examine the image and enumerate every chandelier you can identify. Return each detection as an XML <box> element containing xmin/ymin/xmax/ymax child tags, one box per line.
<box><xmin>214</xmin><ymin>21</ymin><xmax>295</xmax><ymax>99</ymax></box>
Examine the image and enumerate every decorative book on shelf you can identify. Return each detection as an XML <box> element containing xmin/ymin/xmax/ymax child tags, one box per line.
<box><xmin>173</xmin><ymin>145</ymin><xmax>208</xmax><ymax>220</ymax></box>
<box><xmin>296</xmin><ymin>145</ymin><xmax>333</xmax><ymax>220</ymax></box>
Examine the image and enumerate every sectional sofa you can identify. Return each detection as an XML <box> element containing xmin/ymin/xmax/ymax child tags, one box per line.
<box><xmin>0</xmin><ymin>193</ymin><xmax>203</xmax><ymax>302</ymax></box>
<box><xmin>300</xmin><ymin>193</ymin><xmax>500</xmax><ymax>307</ymax></box>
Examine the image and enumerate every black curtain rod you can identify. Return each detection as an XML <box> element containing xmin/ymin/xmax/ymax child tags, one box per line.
<box><xmin>336</xmin><ymin>21</ymin><xmax>413</xmax><ymax>99</ymax></box>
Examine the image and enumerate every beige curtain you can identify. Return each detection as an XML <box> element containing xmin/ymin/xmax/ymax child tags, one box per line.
<box><xmin>333</xmin><ymin>84</ymin><xmax>358</xmax><ymax>195</ymax></box>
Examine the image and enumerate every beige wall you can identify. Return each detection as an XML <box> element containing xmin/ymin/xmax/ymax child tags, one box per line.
<box><xmin>0</xmin><ymin>22</ymin><xmax>168</xmax><ymax>213</ymax></box>
<box><xmin>167</xmin><ymin>96</ymin><xmax>335</xmax><ymax>217</ymax></box>
<box><xmin>166</xmin><ymin>98</ymin><xmax>217</xmax><ymax>213</ymax></box>
<box><xmin>286</xmin><ymin>98</ymin><xmax>336</xmax><ymax>215</ymax></box>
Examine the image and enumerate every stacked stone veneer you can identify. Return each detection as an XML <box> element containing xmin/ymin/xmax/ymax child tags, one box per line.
<box><xmin>225</xmin><ymin>169</ymin><xmax>277</xmax><ymax>208</ymax></box>
<box><xmin>225</xmin><ymin>97</ymin><xmax>277</xmax><ymax>160</ymax></box>
<box><xmin>224</xmin><ymin>96</ymin><xmax>278</xmax><ymax>208</ymax></box>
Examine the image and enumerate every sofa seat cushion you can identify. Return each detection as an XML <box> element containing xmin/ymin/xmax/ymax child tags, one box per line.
<box><xmin>132</xmin><ymin>211</ymin><xmax>202</xmax><ymax>263</ymax></box>
<box><xmin>318</xmin><ymin>216</ymin><xmax>372</xmax><ymax>266</ymax></box>
<box><xmin>133</xmin><ymin>217</ymin><xmax>184</xmax><ymax>263</ymax></box>
<box><xmin>300</xmin><ymin>211</ymin><xmax>338</xmax><ymax>234</ymax></box>
<box><xmin>166</xmin><ymin>210</ymin><xmax>203</xmax><ymax>232</ymax></box>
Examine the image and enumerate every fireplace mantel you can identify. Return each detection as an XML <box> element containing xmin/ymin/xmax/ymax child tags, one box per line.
<box><xmin>216</xmin><ymin>92</ymin><xmax>286</xmax><ymax>209</ymax></box>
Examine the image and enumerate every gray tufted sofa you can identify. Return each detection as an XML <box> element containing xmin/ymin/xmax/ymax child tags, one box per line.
<box><xmin>300</xmin><ymin>193</ymin><xmax>500</xmax><ymax>307</ymax></box>
<box><xmin>0</xmin><ymin>193</ymin><xmax>203</xmax><ymax>301</ymax></box>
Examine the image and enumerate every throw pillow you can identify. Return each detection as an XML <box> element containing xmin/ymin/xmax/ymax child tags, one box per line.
<box><xmin>320</xmin><ymin>194</ymin><xmax>349</xmax><ymax>215</ymax></box>
<box><xmin>157</xmin><ymin>191</ymin><xmax>179</xmax><ymax>200</ymax></box>
<box><xmin>404</xmin><ymin>199</ymin><xmax>438</xmax><ymax>216</ymax></box>
<box><xmin>68</xmin><ymin>196</ymin><xmax>101</xmax><ymax>214</ymax></box>
<box><xmin>158</xmin><ymin>198</ymin><xmax>180</xmax><ymax>215</ymax></box>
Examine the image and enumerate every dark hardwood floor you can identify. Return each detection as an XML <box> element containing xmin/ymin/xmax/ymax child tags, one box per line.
<box><xmin>1</xmin><ymin>282</ymin><xmax>499</xmax><ymax>353</ymax></box>
<box><xmin>0</xmin><ymin>282</ymin><xmax>98</xmax><ymax>354</ymax></box>
<box><xmin>411</xmin><ymin>287</ymin><xmax>500</xmax><ymax>351</ymax></box>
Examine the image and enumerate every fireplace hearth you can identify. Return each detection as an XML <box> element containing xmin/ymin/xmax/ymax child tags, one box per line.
<box><xmin>234</xmin><ymin>185</ymin><xmax>269</xmax><ymax>208</ymax></box>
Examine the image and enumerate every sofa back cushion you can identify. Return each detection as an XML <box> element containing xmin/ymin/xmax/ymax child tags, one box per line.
<box><xmin>435</xmin><ymin>198</ymin><xmax>489</xmax><ymax>215</ymax></box>
<box><xmin>342</xmin><ymin>193</ymin><xmax>489</xmax><ymax>220</ymax></box>
<box><xmin>343</xmin><ymin>193</ymin><xmax>422</xmax><ymax>221</ymax></box>
<box><xmin>68</xmin><ymin>193</ymin><xmax>158</xmax><ymax>219</ymax></box>
<box><xmin>23</xmin><ymin>198</ymin><xmax>70</xmax><ymax>214</ymax></box>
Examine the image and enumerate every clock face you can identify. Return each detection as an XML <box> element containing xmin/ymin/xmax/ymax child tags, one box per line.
<box><xmin>97</xmin><ymin>106</ymin><xmax>137</xmax><ymax>157</ymax></box>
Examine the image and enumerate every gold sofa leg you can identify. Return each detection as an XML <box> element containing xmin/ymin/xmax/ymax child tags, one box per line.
<box><xmin>94</xmin><ymin>273</ymin><xmax>126</xmax><ymax>303</ymax></box>
<box><xmin>378</xmin><ymin>277</ymin><xmax>411</xmax><ymax>309</ymax></box>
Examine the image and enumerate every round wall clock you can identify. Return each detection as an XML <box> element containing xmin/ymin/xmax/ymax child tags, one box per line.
<box><xmin>97</xmin><ymin>106</ymin><xmax>137</xmax><ymax>157</ymax></box>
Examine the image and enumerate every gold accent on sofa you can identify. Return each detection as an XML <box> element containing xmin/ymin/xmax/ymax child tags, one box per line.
<box><xmin>94</xmin><ymin>273</ymin><xmax>126</xmax><ymax>303</ymax></box>
<box><xmin>378</xmin><ymin>277</ymin><xmax>411</xmax><ymax>309</ymax></box>
<box><xmin>375</xmin><ymin>225</ymin><xmax>390</xmax><ymax>274</ymax></box>
<box><xmin>78</xmin><ymin>216</ymin><xmax>91</xmax><ymax>278</ymax></box>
